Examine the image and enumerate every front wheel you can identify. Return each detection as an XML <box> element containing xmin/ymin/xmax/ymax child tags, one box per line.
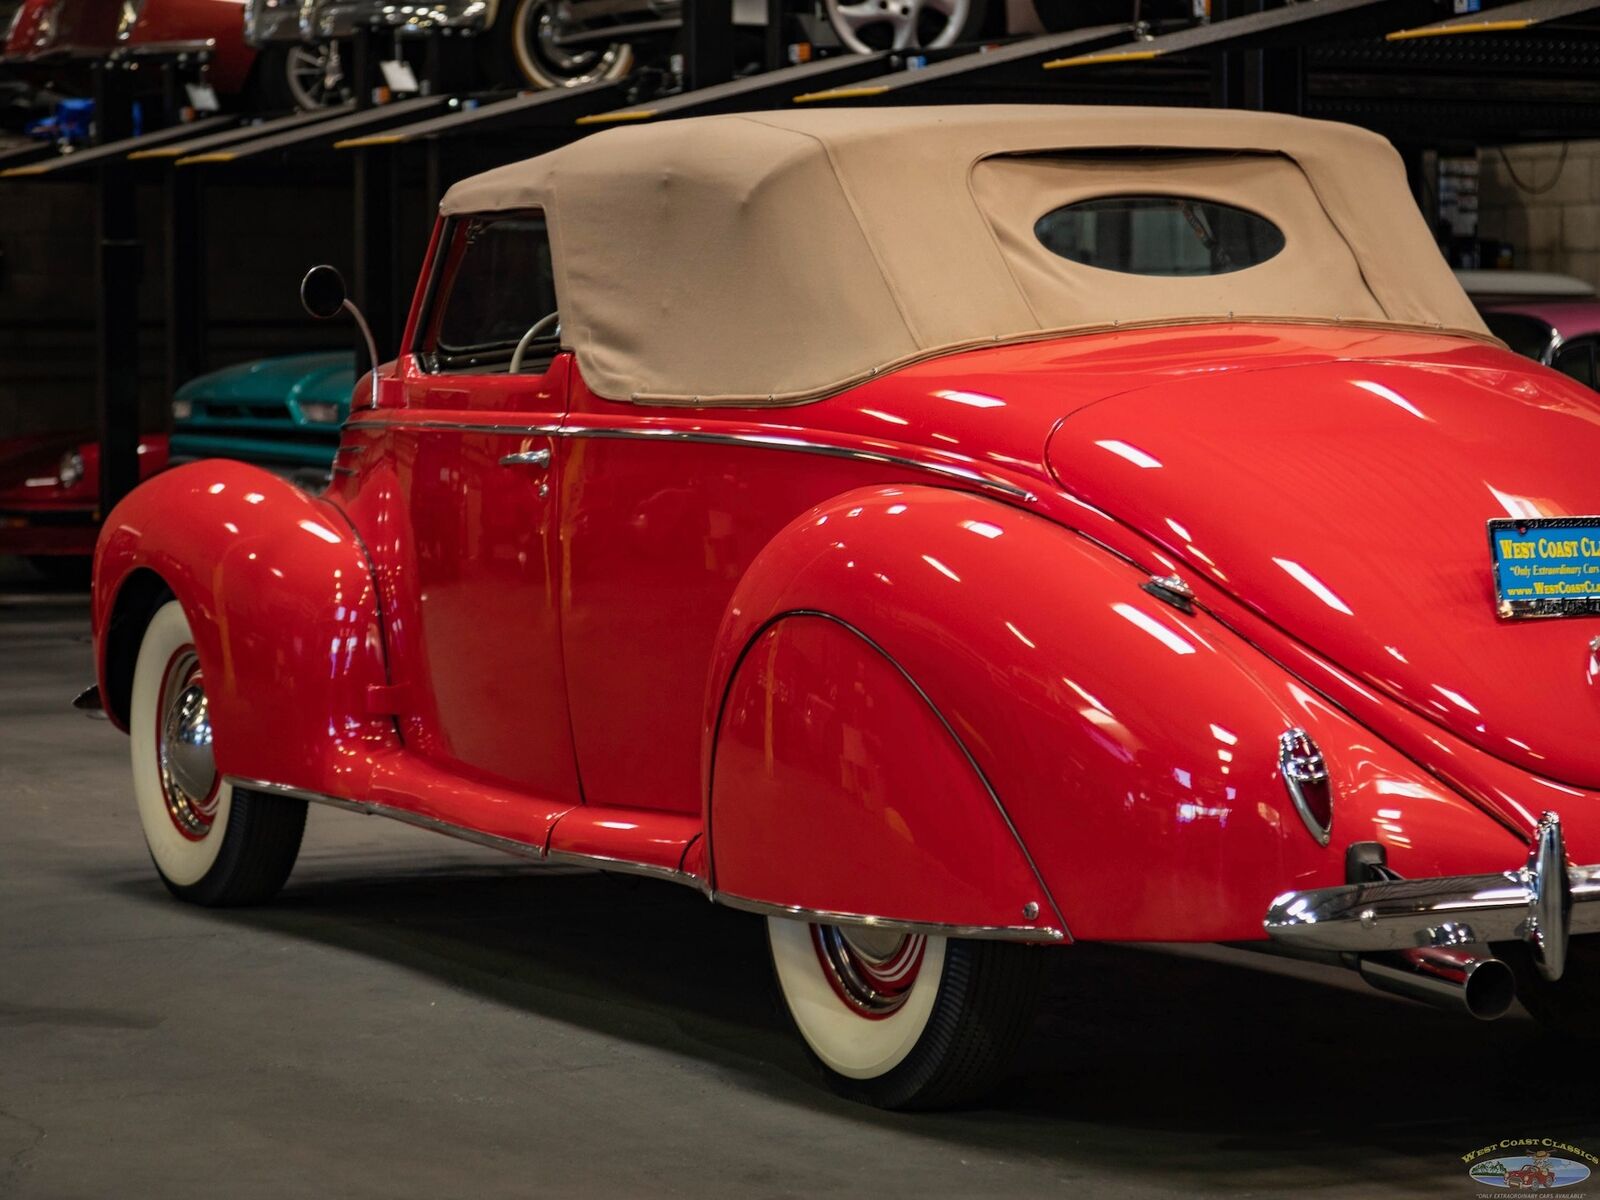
<box><xmin>129</xmin><ymin>600</ymin><xmax>307</xmax><ymax>906</ymax></box>
<box><xmin>768</xmin><ymin>917</ymin><xmax>1044</xmax><ymax>1109</ymax></box>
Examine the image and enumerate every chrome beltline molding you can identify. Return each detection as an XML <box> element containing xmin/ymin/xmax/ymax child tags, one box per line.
<box><xmin>714</xmin><ymin>892</ymin><xmax>1066</xmax><ymax>943</ymax></box>
<box><xmin>226</xmin><ymin>775</ymin><xmax>1065</xmax><ymax>941</ymax></box>
<box><xmin>344</xmin><ymin>418</ymin><xmax>1036</xmax><ymax>502</ymax></box>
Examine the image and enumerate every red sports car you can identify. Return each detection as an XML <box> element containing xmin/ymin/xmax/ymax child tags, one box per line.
<box><xmin>5</xmin><ymin>0</ymin><xmax>266</xmax><ymax>104</ymax></box>
<box><xmin>0</xmin><ymin>431</ymin><xmax>166</xmax><ymax>581</ymax></box>
<box><xmin>86</xmin><ymin>107</ymin><xmax>1600</xmax><ymax>1108</ymax></box>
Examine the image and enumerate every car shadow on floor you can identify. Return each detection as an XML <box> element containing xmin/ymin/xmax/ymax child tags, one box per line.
<box><xmin>102</xmin><ymin>856</ymin><xmax>1599</xmax><ymax>1192</ymax></box>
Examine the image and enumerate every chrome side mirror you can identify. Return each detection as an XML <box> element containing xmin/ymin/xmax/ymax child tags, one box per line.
<box><xmin>299</xmin><ymin>264</ymin><xmax>380</xmax><ymax>409</ymax></box>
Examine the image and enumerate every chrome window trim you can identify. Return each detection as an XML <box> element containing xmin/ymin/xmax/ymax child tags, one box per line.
<box><xmin>344</xmin><ymin>418</ymin><xmax>1036</xmax><ymax>502</ymax></box>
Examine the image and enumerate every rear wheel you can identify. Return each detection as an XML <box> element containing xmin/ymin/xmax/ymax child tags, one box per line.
<box><xmin>129</xmin><ymin>600</ymin><xmax>306</xmax><ymax>906</ymax></box>
<box><xmin>768</xmin><ymin>916</ymin><xmax>1044</xmax><ymax>1109</ymax></box>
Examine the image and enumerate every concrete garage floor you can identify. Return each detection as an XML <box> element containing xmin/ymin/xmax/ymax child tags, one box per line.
<box><xmin>2</xmin><ymin>557</ymin><xmax>1596</xmax><ymax>1199</ymax></box>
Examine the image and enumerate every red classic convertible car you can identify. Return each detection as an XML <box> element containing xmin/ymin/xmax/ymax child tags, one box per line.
<box><xmin>87</xmin><ymin>107</ymin><xmax>1600</xmax><ymax>1109</ymax></box>
<box><xmin>1</xmin><ymin>431</ymin><xmax>166</xmax><ymax>581</ymax></box>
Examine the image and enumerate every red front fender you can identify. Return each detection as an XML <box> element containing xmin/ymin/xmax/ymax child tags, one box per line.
<box><xmin>92</xmin><ymin>461</ymin><xmax>394</xmax><ymax>799</ymax></box>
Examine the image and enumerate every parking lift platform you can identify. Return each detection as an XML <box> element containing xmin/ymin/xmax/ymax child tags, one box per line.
<box><xmin>334</xmin><ymin>51</ymin><xmax>898</xmax><ymax>151</ymax></box>
<box><xmin>332</xmin><ymin>54</ymin><xmax>904</xmax><ymax>199</ymax></box>
<box><xmin>786</xmin><ymin>0</ymin><xmax>1446</xmax><ymax>109</ymax></box>
<box><xmin>0</xmin><ymin>115</ymin><xmax>239</xmax><ymax>179</ymax></box>
<box><xmin>125</xmin><ymin>103</ymin><xmax>359</xmax><ymax>163</ymax></box>
<box><xmin>173</xmin><ymin>94</ymin><xmax>452</xmax><ymax>166</ymax></box>
<box><xmin>785</xmin><ymin>24</ymin><xmax>1130</xmax><ymax>105</ymax></box>
<box><xmin>1387</xmin><ymin>0</ymin><xmax>1600</xmax><ymax>40</ymax></box>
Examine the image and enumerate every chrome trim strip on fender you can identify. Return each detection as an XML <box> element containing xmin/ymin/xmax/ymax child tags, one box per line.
<box><xmin>715</xmin><ymin>892</ymin><xmax>1066</xmax><ymax>943</ymax></box>
<box><xmin>345</xmin><ymin>418</ymin><xmax>1036</xmax><ymax>502</ymax></box>
<box><xmin>703</xmin><ymin>609</ymin><xmax>1073</xmax><ymax>943</ymax></box>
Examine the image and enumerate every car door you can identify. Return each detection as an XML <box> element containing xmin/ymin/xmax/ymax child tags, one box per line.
<box><xmin>376</xmin><ymin>210</ymin><xmax>581</xmax><ymax>807</ymax></box>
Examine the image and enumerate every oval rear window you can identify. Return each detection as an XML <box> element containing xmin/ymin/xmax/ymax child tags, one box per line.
<box><xmin>1034</xmin><ymin>195</ymin><xmax>1285</xmax><ymax>277</ymax></box>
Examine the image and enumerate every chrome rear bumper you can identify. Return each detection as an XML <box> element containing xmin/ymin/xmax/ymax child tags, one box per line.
<box><xmin>1264</xmin><ymin>812</ymin><xmax>1598</xmax><ymax>982</ymax></box>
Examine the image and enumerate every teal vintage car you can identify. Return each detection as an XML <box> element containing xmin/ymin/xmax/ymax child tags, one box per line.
<box><xmin>171</xmin><ymin>352</ymin><xmax>355</xmax><ymax>488</ymax></box>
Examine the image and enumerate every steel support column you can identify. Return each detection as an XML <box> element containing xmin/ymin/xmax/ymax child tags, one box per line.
<box><xmin>93</xmin><ymin>60</ymin><xmax>145</xmax><ymax>511</ymax></box>
<box><xmin>682</xmin><ymin>0</ymin><xmax>735</xmax><ymax>90</ymax></box>
<box><xmin>163</xmin><ymin>169</ymin><xmax>207</xmax><ymax>400</ymax></box>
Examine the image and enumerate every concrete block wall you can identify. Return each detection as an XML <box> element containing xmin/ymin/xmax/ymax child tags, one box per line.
<box><xmin>1478</xmin><ymin>141</ymin><xmax>1600</xmax><ymax>289</ymax></box>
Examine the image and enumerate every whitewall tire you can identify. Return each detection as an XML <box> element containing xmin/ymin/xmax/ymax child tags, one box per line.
<box><xmin>767</xmin><ymin>916</ymin><xmax>1046</xmax><ymax>1109</ymax></box>
<box><xmin>129</xmin><ymin>600</ymin><xmax>306</xmax><ymax>906</ymax></box>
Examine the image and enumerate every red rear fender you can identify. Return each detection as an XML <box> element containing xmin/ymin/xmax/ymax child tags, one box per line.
<box><xmin>707</xmin><ymin>486</ymin><xmax>1525</xmax><ymax>942</ymax></box>
<box><xmin>92</xmin><ymin>461</ymin><xmax>394</xmax><ymax>798</ymax></box>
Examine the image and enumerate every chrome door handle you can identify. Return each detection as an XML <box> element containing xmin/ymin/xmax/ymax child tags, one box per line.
<box><xmin>499</xmin><ymin>448</ymin><xmax>551</xmax><ymax>468</ymax></box>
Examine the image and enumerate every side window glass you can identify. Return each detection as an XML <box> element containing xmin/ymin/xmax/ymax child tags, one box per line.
<box><xmin>420</xmin><ymin>212</ymin><xmax>560</xmax><ymax>374</ymax></box>
<box><xmin>1553</xmin><ymin>338</ymin><xmax>1598</xmax><ymax>390</ymax></box>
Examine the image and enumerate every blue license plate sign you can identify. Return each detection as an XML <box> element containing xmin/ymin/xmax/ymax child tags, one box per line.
<box><xmin>1490</xmin><ymin>517</ymin><xmax>1600</xmax><ymax>618</ymax></box>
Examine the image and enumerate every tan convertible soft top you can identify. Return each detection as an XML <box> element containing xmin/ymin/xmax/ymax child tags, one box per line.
<box><xmin>441</xmin><ymin>105</ymin><xmax>1488</xmax><ymax>405</ymax></box>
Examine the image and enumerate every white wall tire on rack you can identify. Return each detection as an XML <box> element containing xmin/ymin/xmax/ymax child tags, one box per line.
<box><xmin>129</xmin><ymin>600</ymin><xmax>307</xmax><ymax>907</ymax></box>
<box><xmin>767</xmin><ymin>916</ymin><xmax>1046</xmax><ymax>1109</ymax></box>
<box><xmin>504</xmin><ymin>0</ymin><xmax>634</xmax><ymax>90</ymax></box>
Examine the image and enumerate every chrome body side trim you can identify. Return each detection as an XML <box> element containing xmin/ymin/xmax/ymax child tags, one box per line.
<box><xmin>1265</xmin><ymin>812</ymin><xmax>1592</xmax><ymax>980</ymax></box>
<box><xmin>544</xmin><ymin>849</ymin><xmax>690</xmax><ymax>884</ymax></box>
<box><xmin>225</xmin><ymin>776</ymin><xmax>1056</xmax><ymax>940</ymax></box>
<box><xmin>715</xmin><ymin>892</ymin><xmax>1066</xmax><ymax>943</ymax></box>
<box><xmin>227</xmin><ymin>777</ymin><xmax>547</xmax><ymax>860</ymax></box>
<box><xmin>346</xmin><ymin>418</ymin><xmax>1036</xmax><ymax>502</ymax></box>
<box><xmin>227</xmin><ymin>777</ymin><xmax>694</xmax><ymax>885</ymax></box>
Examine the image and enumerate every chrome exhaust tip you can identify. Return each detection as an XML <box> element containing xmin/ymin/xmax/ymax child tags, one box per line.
<box><xmin>1357</xmin><ymin>947</ymin><xmax>1516</xmax><ymax>1021</ymax></box>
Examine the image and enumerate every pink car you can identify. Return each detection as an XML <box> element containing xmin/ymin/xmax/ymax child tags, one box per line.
<box><xmin>1480</xmin><ymin>301</ymin><xmax>1600</xmax><ymax>390</ymax></box>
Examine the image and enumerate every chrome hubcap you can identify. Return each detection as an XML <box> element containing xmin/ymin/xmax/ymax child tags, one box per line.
<box><xmin>525</xmin><ymin>0</ymin><xmax>626</xmax><ymax>86</ymax></box>
<box><xmin>157</xmin><ymin>648</ymin><xmax>219</xmax><ymax>840</ymax></box>
<box><xmin>812</xmin><ymin>924</ymin><xmax>927</xmax><ymax>1017</ymax></box>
